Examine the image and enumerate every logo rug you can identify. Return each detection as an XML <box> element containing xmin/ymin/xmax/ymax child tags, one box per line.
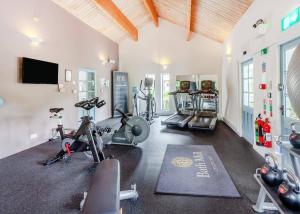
<box><xmin>155</xmin><ymin>145</ymin><xmax>240</xmax><ymax>197</ymax></box>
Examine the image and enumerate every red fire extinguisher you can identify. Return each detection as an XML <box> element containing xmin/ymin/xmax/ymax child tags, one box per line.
<box><xmin>263</xmin><ymin>118</ymin><xmax>272</xmax><ymax>148</ymax></box>
<box><xmin>255</xmin><ymin>114</ymin><xmax>265</xmax><ymax>146</ymax></box>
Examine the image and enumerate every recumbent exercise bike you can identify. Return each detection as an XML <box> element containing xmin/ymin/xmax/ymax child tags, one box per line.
<box><xmin>110</xmin><ymin>108</ymin><xmax>150</xmax><ymax>146</ymax></box>
<box><xmin>43</xmin><ymin>97</ymin><xmax>108</xmax><ymax>165</ymax></box>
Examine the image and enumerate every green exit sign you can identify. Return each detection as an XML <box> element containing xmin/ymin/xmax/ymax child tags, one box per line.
<box><xmin>282</xmin><ymin>7</ymin><xmax>300</xmax><ymax>31</ymax></box>
<box><xmin>261</xmin><ymin>48</ymin><xmax>268</xmax><ymax>55</ymax></box>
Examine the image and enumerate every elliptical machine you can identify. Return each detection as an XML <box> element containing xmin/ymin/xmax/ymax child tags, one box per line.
<box><xmin>43</xmin><ymin>97</ymin><xmax>107</xmax><ymax>165</ymax></box>
<box><xmin>133</xmin><ymin>77</ymin><xmax>158</xmax><ymax>123</ymax></box>
<box><xmin>111</xmin><ymin>108</ymin><xmax>150</xmax><ymax>146</ymax></box>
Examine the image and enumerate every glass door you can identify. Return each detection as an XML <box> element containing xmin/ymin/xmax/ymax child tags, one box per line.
<box><xmin>242</xmin><ymin>59</ymin><xmax>254</xmax><ymax>144</ymax></box>
<box><xmin>280</xmin><ymin>38</ymin><xmax>300</xmax><ymax>135</ymax></box>
<box><xmin>78</xmin><ymin>69</ymin><xmax>96</xmax><ymax>121</ymax></box>
<box><xmin>161</xmin><ymin>73</ymin><xmax>170</xmax><ymax>112</ymax></box>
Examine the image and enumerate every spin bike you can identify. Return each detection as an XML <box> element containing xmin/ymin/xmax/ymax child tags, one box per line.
<box><xmin>43</xmin><ymin>97</ymin><xmax>107</xmax><ymax>165</ymax></box>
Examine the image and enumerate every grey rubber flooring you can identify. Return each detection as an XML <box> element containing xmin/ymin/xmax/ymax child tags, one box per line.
<box><xmin>0</xmin><ymin>118</ymin><xmax>268</xmax><ymax>214</ymax></box>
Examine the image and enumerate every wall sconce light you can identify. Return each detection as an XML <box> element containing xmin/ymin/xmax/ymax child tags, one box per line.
<box><xmin>30</xmin><ymin>36</ymin><xmax>42</xmax><ymax>46</ymax></box>
<box><xmin>158</xmin><ymin>57</ymin><xmax>170</xmax><ymax>70</ymax></box>
<box><xmin>226</xmin><ymin>54</ymin><xmax>232</xmax><ymax>61</ymax></box>
<box><xmin>100</xmin><ymin>58</ymin><xmax>116</xmax><ymax>65</ymax></box>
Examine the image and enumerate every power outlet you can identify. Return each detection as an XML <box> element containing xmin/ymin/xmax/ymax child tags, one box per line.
<box><xmin>30</xmin><ymin>133</ymin><xmax>38</xmax><ymax>140</ymax></box>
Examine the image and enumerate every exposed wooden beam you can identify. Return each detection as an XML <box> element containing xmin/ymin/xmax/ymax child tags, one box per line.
<box><xmin>186</xmin><ymin>0</ymin><xmax>193</xmax><ymax>41</ymax></box>
<box><xmin>94</xmin><ymin>0</ymin><xmax>138</xmax><ymax>41</ymax></box>
<box><xmin>143</xmin><ymin>0</ymin><xmax>159</xmax><ymax>27</ymax></box>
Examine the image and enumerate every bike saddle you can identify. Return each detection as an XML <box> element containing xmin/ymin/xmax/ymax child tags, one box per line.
<box><xmin>96</xmin><ymin>100</ymin><xmax>106</xmax><ymax>108</ymax></box>
<box><xmin>49</xmin><ymin>108</ymin><xmax>64</xmax><ymax>113</ymax></box>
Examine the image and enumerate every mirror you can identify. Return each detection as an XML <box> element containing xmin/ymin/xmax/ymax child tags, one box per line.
<box><xmin>174</xmin><ymin>74</ymin><xmax>218</xmax><ymax>112</ymax></box>
<box><xmin>176</xmin><ymin>74</ymin><xmax>218</xmax><ymax>90</ymax></box>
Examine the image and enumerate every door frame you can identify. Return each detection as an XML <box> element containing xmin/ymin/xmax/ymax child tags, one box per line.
<box><xmin>240</xmin><ymin>58</ymin><xmax>254</xmax><ymax>144</ymax></box>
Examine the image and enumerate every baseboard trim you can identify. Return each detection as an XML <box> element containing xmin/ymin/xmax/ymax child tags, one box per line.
<box><xmin>221</xmin><ymin>117</ymin><xmax>241</xmax><ymax>136</ymax></box>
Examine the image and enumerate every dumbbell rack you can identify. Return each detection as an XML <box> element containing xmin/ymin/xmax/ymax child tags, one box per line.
<box><xmin>252</xmin><ymin>169</ymin><xmax>300</xmax><ymax>213</ymax></box>
<box><xmin>253</xmin><ymin>140</ymin><xmax>300</xmax><ymax>213</ymax></box>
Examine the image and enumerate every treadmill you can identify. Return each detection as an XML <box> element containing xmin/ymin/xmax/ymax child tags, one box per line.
<box><xmin>188</xmin><ymin>80</ymin><xmax>218</xmax><ymax>130</ymax></box>
<box><xmin>161</xmin><ymin>81</ymin><xmax>194</xmax><ymax>128</ymax></box>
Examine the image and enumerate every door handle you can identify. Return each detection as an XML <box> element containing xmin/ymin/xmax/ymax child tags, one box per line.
<box><xmin>278</xmin><ymin>83</ymin><xmax>284</xmax><ymax>91</ymax></box>
<box><xmin>280</xmin><ymin>105</ymin><xmax>284</xmax><ymax>116</ymax></box>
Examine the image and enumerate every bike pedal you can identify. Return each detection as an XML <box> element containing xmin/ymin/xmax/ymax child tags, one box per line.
<box><xmin>107</xmin><ymin>155</ymin><xmax>114</xmax><ymax>159</ymax></box>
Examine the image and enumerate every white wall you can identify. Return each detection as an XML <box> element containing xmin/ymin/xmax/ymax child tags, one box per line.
<box><xmin>221</xmin><ymin>0</ymin><xmax>300</xmax><ymax>155</ymax></box>
<box><xmin>119</xmin><ymin>20</ymin><xmax>223</xmax><ymax>113</ymax></box>
<box><xmin>0</xmin><ymin>0</ymin><xmax>118</xmax><ymax>158</ymax></box>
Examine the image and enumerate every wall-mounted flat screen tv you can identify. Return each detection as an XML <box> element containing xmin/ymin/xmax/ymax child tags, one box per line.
<box><xmin>22</xmin><ymin>57</ymin><xmax>58</xmax><ymax>84</ymax></box>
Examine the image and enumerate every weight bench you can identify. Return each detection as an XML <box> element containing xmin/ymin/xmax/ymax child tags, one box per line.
<box><xmin>81</xmin><ymin>159</ymin><xmax>138</xmax><ymax>214</ymax></box>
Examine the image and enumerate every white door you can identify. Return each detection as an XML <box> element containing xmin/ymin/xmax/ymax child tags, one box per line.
<box><xmin>242</xmin><ymin>59</ymin><xmax>254</xmax><ymax>144</ymax></box>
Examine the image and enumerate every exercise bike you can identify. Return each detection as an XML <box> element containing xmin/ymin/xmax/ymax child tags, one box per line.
<box><xmin>110</xmin><ymin>108</ymin><xmax>150</xmax><ymax>146</ymax></box>
<box><xmin>48</xmin><ymin>108</ymin><xmax>77</xmax><ymax>141</ymax></box>
<box><xmin>43</xmin><ymin>97</ymin><xmax>108</xmax><ymax>165</ymax></box>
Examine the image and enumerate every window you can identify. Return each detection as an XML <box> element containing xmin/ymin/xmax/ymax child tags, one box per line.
<box><xmin>78</xmin><ymin>69</ymin><xmax>96</xmax><ymax>120</ymax></box>
<box><xmin>242</xmin><ymin>60</ymin><xmax>254</xmax><ymax>108</ymax></box>
<box><xmin>161</xmin><ymin>73</ymin><xmax>170</xmax><ymax>111</ymax></box>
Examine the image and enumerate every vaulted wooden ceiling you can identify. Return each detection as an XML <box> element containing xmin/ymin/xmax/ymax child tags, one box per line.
<box><xmin>51</xmin><ymin>0</ymin><xmax>253</xmax><ymax>43</ymax></box>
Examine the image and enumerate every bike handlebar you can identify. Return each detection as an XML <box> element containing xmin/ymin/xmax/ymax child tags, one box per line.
<box><xmin>115</xmin><ymin>108</ymin><xmax>128</xmax><ymax>118</ymax></box>
<box><xmin>75</xmin><ymin>97</ymin><xmax>106</xmax><ymax>110</ymax></box>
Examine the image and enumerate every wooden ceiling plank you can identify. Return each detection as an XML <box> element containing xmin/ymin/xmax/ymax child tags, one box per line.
<box><xmin>52</xmin><ymin>0</ymin><xmax>254</xmax><ymax>43</ymax></box>
<box><xmin>93</xmin><ymin>0</ymin><xmax>138</xmax><ymax>41</ymax></box>
<box><xmin>186</xmin><ymin>0</ymin><xmax>193</xmax><ymax>41</ymax></box>
<box><xmin>143</xmin><ymin>0</ymin><xmax>159</xmax><ymax>27</ymax></box>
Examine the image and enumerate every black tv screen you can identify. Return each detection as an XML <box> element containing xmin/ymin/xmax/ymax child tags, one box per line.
<box><xmin>22</xmin><ymin>57</ymin><xmax>58</xmax><ymax>84</ymax></box>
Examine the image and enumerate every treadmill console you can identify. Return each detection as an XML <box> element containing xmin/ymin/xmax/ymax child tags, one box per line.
<box><xmin>200</xmin><ymin>80</ymin><xmax>218</xmax><ymax>96</ymax></box>
<box><xmin>201</xmin><ymin>80</ymin><xmax>214</xmax><ymax>91</ymax></box>
<box><xmin>179</xmin><ymin>81</ymin><xmax>191</xmax><ymax>92</ymax></box>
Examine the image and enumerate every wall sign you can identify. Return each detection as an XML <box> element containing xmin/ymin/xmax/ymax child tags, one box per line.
<box><xmin>261</xmin><ymin>48</ymin><xmax>268</xmax><ymax>55</ymax></box>
<box><xmin>65</xmin><ymin>69</ymin><xmax>72</xmax><ymax>82</ymax></box>
<box><xmin>282</xmin><ymin>7</ymin><xmax>300</xmax><ymax>31</ymax></box>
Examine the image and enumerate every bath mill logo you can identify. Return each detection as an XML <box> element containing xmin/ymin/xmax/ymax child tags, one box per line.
<box><xmin>171</xmin><ymin>157</ymin><xmax>193</xmax><ymax>168</ymax></box>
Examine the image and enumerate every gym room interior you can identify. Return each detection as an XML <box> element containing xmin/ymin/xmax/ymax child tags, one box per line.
<box><xmin>1</xmin><ymin>0</ymin><xmax>300</xmax><ymax>213</ymax></box>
